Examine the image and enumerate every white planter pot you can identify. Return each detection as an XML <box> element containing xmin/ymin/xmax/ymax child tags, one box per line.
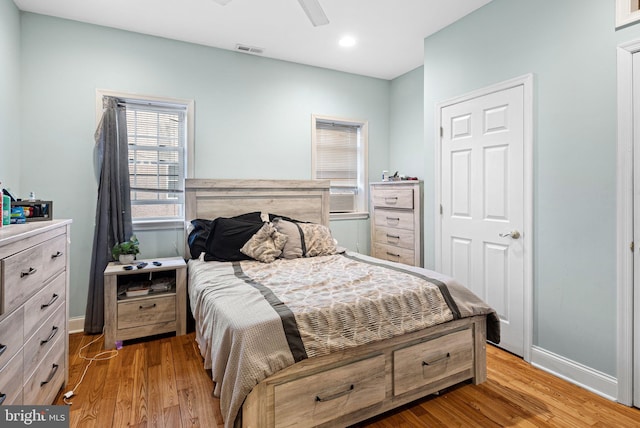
<box><xmin>119</xmin><ymin>254</ymin><xmax>135</xmax><ymax>264</ymax></box>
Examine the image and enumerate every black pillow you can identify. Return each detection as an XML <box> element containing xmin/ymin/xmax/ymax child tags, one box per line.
<box><xmin>204</xmin><ymin>217</ymin><xmax>264</xmax><ymax>262</ymax></box>
<box><xmin>187</xmin><ymin>219</ymin><xmax>212</xmax><ymax>259</ymax></box>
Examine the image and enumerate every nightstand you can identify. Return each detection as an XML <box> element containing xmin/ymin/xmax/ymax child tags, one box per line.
<box><xmin>103</xmin><ymin>256</ymin><xmax>186</xmax><ymax>349</ymax></box>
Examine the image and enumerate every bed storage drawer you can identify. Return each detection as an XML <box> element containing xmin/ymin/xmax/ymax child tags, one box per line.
<box><xmin>273</xmin><ymin>355</ymin><xmax>386</xmax><ymax>428</ymax></box>
<box><xmin>371</xmin><ymin>188</ymin><xmax>414</xmax><ymax>209</ymax></box>
<box><xmin>117</xmin><ymin>295</ymin><xmax>176</xmax><ymax>330</ymax></box>
<box><xmin>393</xmin><ymin>329</ymin><xmax>473</xmax><ymax>396</ymax></box>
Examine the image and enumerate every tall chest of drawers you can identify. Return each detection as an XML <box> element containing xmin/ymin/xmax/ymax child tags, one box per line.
<box><xmin>0</xmin><ymin>220</ymin><xmax>71</xmax><ymax>405</ymax></box>
<box><xmin>370</xmin><ymin>181</ymin><xmax>423</xmax><ymax>267</ymax></box>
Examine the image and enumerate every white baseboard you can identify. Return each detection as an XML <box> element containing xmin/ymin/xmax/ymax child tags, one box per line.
<box><xmin>68</xmin><ymin>316</ymin><xmax>85</xmax><ymax>334</ymax></box>
<box><xmin>530</xmin><ymin>345</ymin><xmax>618</xmax><ymax>401</ymax></box>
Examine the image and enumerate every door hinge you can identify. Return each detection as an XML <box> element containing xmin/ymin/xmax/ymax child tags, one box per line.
<box><xmin>440</xmin><ymin>204</ymin><xmax>443</xmax><ymax>215</ymax></box>
<box><xmin>440</xmin><ymin>127</ymin><xmax>443</xmax><ymax>138</ymax></box>
<box><xmin>631</xmin><ymin>241</ymin><xmax>635</xmax><ymax>252</ymax></box>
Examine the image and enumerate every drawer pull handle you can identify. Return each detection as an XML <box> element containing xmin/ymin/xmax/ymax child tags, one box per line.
<box><xmin>384</xmin><ymin>197</ymin><xmax>398</xmax><ymax>203</ymax></box>
<box><xmin>21</xmin><ymin>267</ymin><xmax>37</xmax><ymax>278</ymax></box>
<box><xmin>386</xmin><ymin>234</ymin><xmax>400</xmax><ymax>239</ymax></box>
<box><xmin>51</xmin><ymin>251</ymin><xmax>64</xmax><ymax>259</ymax></box>
<box><xmin>40</xmin><ymin>363</ymin><xmax>59</xmax><ymax>387</ymax></box>
<box><xmin>40</xmin><ymin>326</ymin><xmax>59</xmax><ymax>346</ymax></box>
<box><xmin>386</xmin><ymin>217</ymin><xmax>400</xmax><ymax>222</ymax></box>
<box><xmin>386</xmin><ymin>252</ymin><xmax>400</xmax><ymax>258</ymax></box>
<box><xmin>0</xmin><ymin>344</ymin><xmax>6</xmax><ymax>357</ymax></box>
<box><xmin>41</xmin><ymin>293</ymin><xmax>59</xmax><ymax>310</ymax></box>
<box><xmin>0</xmin><ymin>393</ymin><xmax>5</xmax><ymax>405</ymax></box>
<box><xmin>422</xmin><ymin>352</ymin><xmax>451</xmax><ymax>366</ymax></box>
<box><xmin>315</xmin><ymin>384</ymin><xmax>354</xmax><ymax>402</ymax></box>
<box><xmin>139</xmin><ymin>303</ymin><xmax>157</xmax><ymax>310</ymax></box>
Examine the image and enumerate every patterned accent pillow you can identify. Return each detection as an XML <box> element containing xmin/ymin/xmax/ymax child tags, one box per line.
<box><xmin>240</xmin><ymin>223</ymin><xmax>288</xmax><ymax>263</ymax></box>
<box><xmin>299</xmin><ymin>223</ymin><xmax>337</xmax><ymax>257</ymax></box>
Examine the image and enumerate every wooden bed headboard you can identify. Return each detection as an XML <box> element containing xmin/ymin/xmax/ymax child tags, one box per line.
<box><xmin>185</xmin><ymin>179</ymin><xmax>331</xmax><ymax>226</ymax></box>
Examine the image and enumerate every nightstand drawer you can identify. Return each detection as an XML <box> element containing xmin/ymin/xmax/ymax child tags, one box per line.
<box><xmin>118</xmin><ymin>295</ymin><xmax>176</xmax><ymax>330</ymax></box>
<box><xmin>373</xmin><ymin>226</ymin><xmax>414</xmax><ymax>250</ymax></box>
<box><xmin>372</xmin><ymin>188</ymin><xmax>413</xmax><ymax>209</ymax></box>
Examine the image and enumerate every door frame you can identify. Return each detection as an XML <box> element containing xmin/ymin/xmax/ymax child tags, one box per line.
<box><xmin>434</xmin><ymin>74</ymin><xmax>534</xmax><ymax>363</ymax></box>
<box><xmin>616</xmin><ymin>39</ymin><xmax>640</xmax><ymax>407</ymax></box>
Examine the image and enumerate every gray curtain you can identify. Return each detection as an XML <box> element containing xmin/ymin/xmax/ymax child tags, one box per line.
<box><xmin>84</xmin><ymin>96</ymin><xmax>133</xmax><ymax>334</ymax></box>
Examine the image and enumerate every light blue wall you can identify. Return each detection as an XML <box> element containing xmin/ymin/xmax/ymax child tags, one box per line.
<box><xmin>19</xmin><ymin>13</ymin><xmax>391</xmax><ymax>320</ymax></box>
<box><xmin>417</xmin><ymin>0</ymin><xmax>640</xmax><ymax>376</ymax></box>
<box><xmin>389</xmin><ymin>66</ymin><xmax>424</xmax><ymax>178</ymax></box>
<box><xmin>0</xmin><ymin>1</ymin><xmax>21</xmax><ymax>193</ymax></box>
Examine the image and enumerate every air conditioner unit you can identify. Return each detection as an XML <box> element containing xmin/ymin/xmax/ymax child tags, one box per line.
<box><xmin>330</xmin><ymin>193</ymin><xmax>355</xmax><ymax>212</ymax></box>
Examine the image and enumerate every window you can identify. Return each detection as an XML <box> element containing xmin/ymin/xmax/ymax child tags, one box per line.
<box><xmin>312</xmin><ymin>115</ymin><xmax>368</xmax><ymax>218</ymax></box>
<box><xmin>97</xmin><ymin>90</ymin><xmax>194</xmax><ymax>227</ymax></box>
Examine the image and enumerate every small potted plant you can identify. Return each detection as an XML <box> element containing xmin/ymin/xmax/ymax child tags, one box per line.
<box><xmin>112</xmin><ymin>235</ymin><xmax>140</xmax><ymax>264</ymax></box>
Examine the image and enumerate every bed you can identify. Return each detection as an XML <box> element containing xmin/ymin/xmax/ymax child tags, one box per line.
<box><xmin>185</xmin><ymin>179</ymin><xmax>499</xmax><ymax>428</ymax></box>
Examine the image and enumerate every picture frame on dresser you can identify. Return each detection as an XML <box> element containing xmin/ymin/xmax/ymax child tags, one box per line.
<box><xmin>0</xmin><ymin>220</ymin><xmax>72</xmax><ymax>405</ymax></box>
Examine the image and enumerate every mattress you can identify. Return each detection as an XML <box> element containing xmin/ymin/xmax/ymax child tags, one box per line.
<box><xmin>188</xmin><ymin>251</ymin><xmax>499</xmax><ymax>427</ymax></box>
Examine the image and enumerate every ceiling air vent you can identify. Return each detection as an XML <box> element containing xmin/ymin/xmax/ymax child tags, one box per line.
<box><xmin>235</xmin><ymin>44</ymin><xmax>264</xmax><ymax>55</ymax></box>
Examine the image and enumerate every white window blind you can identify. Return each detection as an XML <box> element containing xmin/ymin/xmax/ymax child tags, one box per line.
<box><xmin>124</xmin><ymin>101</ymin><xmax>186</xmax><ymax>220</ymax></box>
<box><xmin>313</xmin><ymin>117</ymin><xmax>367</xmax><ymax>215</ymax></box>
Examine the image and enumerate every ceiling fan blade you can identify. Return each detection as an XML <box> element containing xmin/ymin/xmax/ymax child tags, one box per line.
<box><xmin>298</xmin><ymin>0</ymin><xmax>329</xmax><ymax>26</ymax></box>
<box><xmin>211</xmin><ymin>0</ymin><xmax>232</xmax><ymax>5</ymax></box>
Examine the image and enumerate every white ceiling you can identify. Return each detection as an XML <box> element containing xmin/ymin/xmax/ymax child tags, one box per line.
<box><xmin>13</xmin><ymin>0</ymin><xmax>492</xmax><ymax>80</ymax></box>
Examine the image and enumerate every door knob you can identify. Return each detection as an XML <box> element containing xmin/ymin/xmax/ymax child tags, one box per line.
<box><xmin>500</xmin><ymin>230</ymin><xmax>521</xmax><ymax>239</ymax></box>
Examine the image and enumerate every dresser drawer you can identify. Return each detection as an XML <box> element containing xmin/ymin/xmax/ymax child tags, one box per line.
<box><xmin>372</xmin><ymin>243</ymin><xmax>415</xmax><ymax>266</ymax></box>
<box><xmin>274</xmin><ymin>355</ymin><xmax>386</xmax><ymax>428</ymax></box>
<box><xmin>23</xmin><ymin>335</ymin><xmax>65</xmax><ymax>405</ymax></box>
<box><xmin>0</xmin><ymin>350</ymin><xmax>23</xmax><ymax>406</ymax></box>
<box><xmin>1</xmin><ymin>244</ymin><xmax>44</xmax><ymax>315</ymax></box>
<box><xmin>24</xmin><ymin>272</ymin><xmax>65</xmax><ymax>340</ymax></box>
<box><xmin>118</xmin><ymin>295</ymin><xmax>176</xmax><ymax>330</ymax></box>
<box><xmin>0</xmin><ymin>307</ymin><xmax>23</xmax><ymax>370</ymax></box>
<box><xmin>372</xmin><ymin>188</ymin><xmax>413</xmax><ymax>209</ymax></box>
<box><xmin>24</xmin><ymin>305</ymin><xmax>65</xmax><ymax>380</ymax></box>
<box><xmin>393</xmin><ymin>329</ymin><xmax>473</xmax><ymax>396</ymax></box>
<box><xmin>373</xmin><ymin>226</ymin><xmax>415</xmax><ymax>250</ymax></box>
<box><xmin>40</xmin><ymin>234</ymin><xmax>67</xmax><ymax>282</ymax></box>
<box><xmin>373</xmin><ymin>209</ymin><xmax>415</xmax><ymax>231</ymax></box>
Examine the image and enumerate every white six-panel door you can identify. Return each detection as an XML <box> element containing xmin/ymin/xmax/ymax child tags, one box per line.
<box><xmin>440</xmin><ymin>85</ymin><xmax>525</xmax><ymax>357</ymax></box>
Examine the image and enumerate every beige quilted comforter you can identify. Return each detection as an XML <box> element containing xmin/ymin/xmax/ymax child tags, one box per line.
<box><xmin>188</xmin><ymin>252</ymin><xmax>499</xmax><ymax>428</ymax></box>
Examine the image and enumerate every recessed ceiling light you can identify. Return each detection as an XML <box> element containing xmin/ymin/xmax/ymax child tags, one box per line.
<box><xmin>339</xmin><ymin>36</ymin><xmax>356</xmax><ymax>48</ymax></box>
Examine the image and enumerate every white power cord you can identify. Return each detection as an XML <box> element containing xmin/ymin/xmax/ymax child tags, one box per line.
<box><xmin>62</xmin><ymin>331</ymin><xmax>118</xmax><ymax>405</ymax></box>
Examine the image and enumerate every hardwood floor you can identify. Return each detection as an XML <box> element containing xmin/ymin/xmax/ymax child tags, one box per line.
<box><xmin>55</xmin><ymin>332</ymin><xmax>640</xmax><ymax>427</ymax></box>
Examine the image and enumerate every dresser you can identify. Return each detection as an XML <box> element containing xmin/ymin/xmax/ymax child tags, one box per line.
<box><xmin>103</xmin><ymin>257</ymin><xmax>186</xmax><ymax>349</ymax></box>
<box><xmin>0</xmin><ymin>220</ymin><xmax>71</xmax><ymax>405</ymax></box>
<box><xmin>370</xmin><ymin>181</ymin><xmax>423</xmax><ymax>266</ymax></box>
